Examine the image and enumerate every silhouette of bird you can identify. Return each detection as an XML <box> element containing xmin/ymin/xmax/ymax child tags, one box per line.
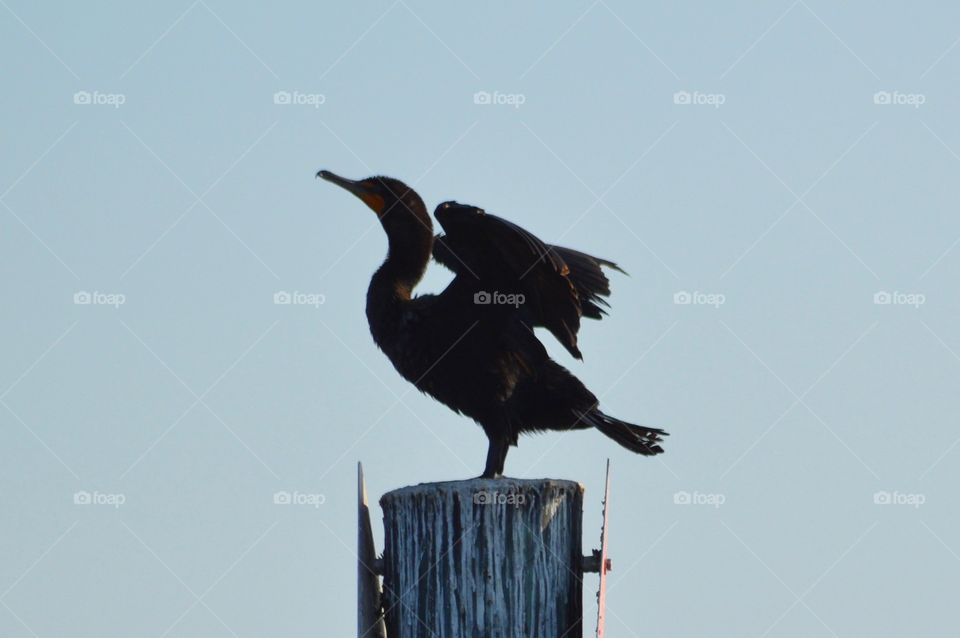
<box><xmin>318</xmin><ymin>170</ymin><xmax>666</xmax><ymax>477</ymax></box>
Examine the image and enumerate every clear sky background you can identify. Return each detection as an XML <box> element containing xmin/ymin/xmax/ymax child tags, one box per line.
<box><xmin>2</xmin><ymin>1</ymin><xmax>959</xmax><ymax>636</ymax></box>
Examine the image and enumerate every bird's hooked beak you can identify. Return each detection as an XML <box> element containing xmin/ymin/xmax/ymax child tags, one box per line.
<box><xmin>316</xmin><ymin>170</ymin><xmax>386</xmax><ymax>215</ymax></box>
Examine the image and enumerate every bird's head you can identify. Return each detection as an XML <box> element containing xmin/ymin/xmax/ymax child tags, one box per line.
<box><xmin>317</xmin><ymin>170</ymin><xmax>431</xmax><ymax>233</ymax></box>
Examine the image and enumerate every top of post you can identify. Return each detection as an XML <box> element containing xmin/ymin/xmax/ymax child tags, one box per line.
<box><xmin>380</xmin><ymin>477</ymin><xmax>584</xmax><ymax>504</ymax></box>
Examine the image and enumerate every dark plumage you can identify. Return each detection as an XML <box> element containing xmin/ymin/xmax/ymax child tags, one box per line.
<box><xmin>318</xmin><ymin>170</ymin><xmax>667</xmax><ymax>477</ymax></box>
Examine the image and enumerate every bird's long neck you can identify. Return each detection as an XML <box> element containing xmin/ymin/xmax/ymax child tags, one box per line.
<box><xmin>366</xmin><ymin>218</ymin><xmax>433</xmax><ymax>349</ymax></box>
<box><xmin>370</xmin><ymin>227</ymin><xmax>433</xmax><ymax>300</ymax></box>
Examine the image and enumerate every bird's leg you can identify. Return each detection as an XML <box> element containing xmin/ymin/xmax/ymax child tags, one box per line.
<box><xmin>480</xmin><ymin>436</ymin><xmax>509</xmax><ymax>479</ymax></box>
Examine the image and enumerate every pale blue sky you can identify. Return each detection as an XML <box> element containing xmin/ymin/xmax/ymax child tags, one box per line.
<box><xmin>2</xmin><ymin>1</ymin><xmax>960</xmax><ymax>636</ymax></box>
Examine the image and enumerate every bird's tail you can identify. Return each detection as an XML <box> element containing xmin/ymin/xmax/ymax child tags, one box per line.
<box><xmin>580</xmin><ymin>409</ymin><xmax>667</xmax><ymax>456</ymax></box>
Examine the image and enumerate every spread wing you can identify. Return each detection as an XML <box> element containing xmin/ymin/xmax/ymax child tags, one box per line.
<box><xmin>432</xmin><ymin>203</ymin><xmax>624</xmax><ymax>359</ymax></box>
<box><xmin>547</xmin><ymin>246</ymin><xmax>624</xmax><ymax>320</ymax></box>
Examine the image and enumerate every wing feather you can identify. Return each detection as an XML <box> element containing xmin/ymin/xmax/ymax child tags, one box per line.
<box><xmin>432</xmin><ymin>203</ymin><xmax>623</xmax><ymax>359</ymax></box>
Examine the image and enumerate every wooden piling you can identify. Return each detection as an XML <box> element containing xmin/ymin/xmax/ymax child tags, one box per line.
<box><xmin>379</xmin><ymin>478</ymin><xmax>584</xmax><ymax>638</ymax></box>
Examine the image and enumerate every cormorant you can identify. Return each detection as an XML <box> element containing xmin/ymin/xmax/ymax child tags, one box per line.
<box><xmin>318</xmin><ymin>170</ymin><xmax>667</xmax><ymax>478</ymax></box>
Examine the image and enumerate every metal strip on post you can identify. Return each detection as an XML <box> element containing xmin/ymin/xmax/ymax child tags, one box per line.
<box><xmin>596</xmin><ymin>460</ymin><xmax>612</xmax><ymax>638</ymax></box>
<box><xmin>358</xmin><ymin>463</ymin><xmax>386</xmax><ymax>638</ymax></box>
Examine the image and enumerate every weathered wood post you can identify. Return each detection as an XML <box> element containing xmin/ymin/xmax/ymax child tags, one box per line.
<box><xmin>379</xmin><ymin>478</ymin><xmax>584</xmax><ymax>638</ymax></box>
